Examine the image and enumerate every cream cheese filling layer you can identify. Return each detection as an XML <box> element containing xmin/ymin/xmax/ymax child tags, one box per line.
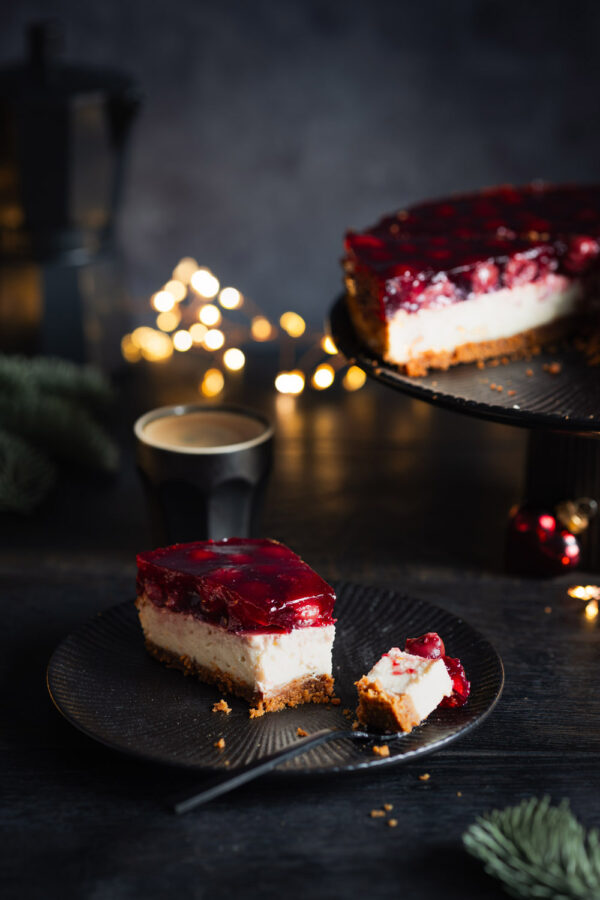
<box><xmin>137</xmin><ymin>595</ymin><xmax>335</xmax><ymax>696</ymax></box>
<box><xmin>367</xmin><ymin>650</ymin><xmax>452</xmax><ymax>721</ymax></box>
<box><xmin>385</xmin><ymin>274</ymin><xmax>582</xmax><ymax>363</ymax></box>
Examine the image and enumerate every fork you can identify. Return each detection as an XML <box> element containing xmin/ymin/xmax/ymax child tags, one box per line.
<box><xmin>170</xmin><ymin>727</ymin><xmax>383</xmax><ymax>813</ymax></box>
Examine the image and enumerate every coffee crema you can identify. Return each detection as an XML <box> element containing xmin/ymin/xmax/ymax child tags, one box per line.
<box><xmin>140</xmin><ymin>410</ymin><xmax>270</xmax><ymax>453</ymax></box>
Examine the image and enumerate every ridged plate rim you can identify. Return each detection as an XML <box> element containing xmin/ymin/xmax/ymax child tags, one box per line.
<box><xmin>47</xmin><ymin>581</ymin><xmax>504</xmax><ymax>775</ymax></box>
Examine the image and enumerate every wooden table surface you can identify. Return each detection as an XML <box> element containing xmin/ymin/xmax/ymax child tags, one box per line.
<box><xmin>3</xmin><ymin>352</ymin><xmax>600</xmax><ymax>899</ymax></box>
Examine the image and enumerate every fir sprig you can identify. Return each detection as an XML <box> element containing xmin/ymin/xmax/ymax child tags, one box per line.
<box><xmin>463</xmin><ymin>797</ymin><xmax>600</xmax><ymax>899</ymax></box>
<box><xmin>0</xmin><ymin>354</ymin><xmax>113</xmax><ymax>408</ymax></box>
<box><xmin>0</xmin><ymin>393</ymin><xmax>118</xmax><ymax>473</ymax></box>
<box><xmin>0</xmin><ymin>429</ymin><xmax>57</xmax><ymax>514</ymax></box>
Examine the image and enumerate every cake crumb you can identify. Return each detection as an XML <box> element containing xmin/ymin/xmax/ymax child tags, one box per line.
<box><xmin>544</xmin><ymin>606</ymin><xmax>552</xmax><ymax>614</ymax></box>
<box><xmin>372</xmin><ymin>744</ymin><xmax>390</xmax><ymax>758</ymax></box>
<box><xmin>383</xmin><ymin>803</ymin><xmax>393</xmax><ymax>812</ymax></box>
<box><xmin>352</xmin><ymin>720</ymin><xmax>360</xmax><ymax>730</ymax></box>
<box><xmin>343</xmin><ymin>708</ymin><xmax>353</xmax><ymax>718</ymax></box>
<box><xmin>331</xmin><ymin>697</ymin><xmax>341</xmax><ymax>706</ymax></box>
<box><xmin>526</xmin><ymin>368</ymin><xmax>534</xmax><ymax>376</ymax></box>
<box><xmin>507</xmin><ymin>389</ymin><xmax>516</xmax><ymax>396</ymax></box>
<box><xmin>388</xmin><ymin>819</ymin><xmax>398</xmax><ymax>828</ymax></box>
<box><xmin>212</xmin><ymin>699</ymin><xmax>232</xmax><ymax>715</ymax></box>
<box><xmin>214</xmin><ymin>737</ymin><xmax>226</xmax><ymax>750</ymax></box>
<box><xmin>370</xmin><ymin>809</ymin><xmax>386</xmax><ymax>818</ymax></box>
<box><xmin>297</xmin><ymin>727</ymin><xmax>308</xmax><ymax>737</ymax></box>
<box><xmin>543</xmin><ymin>361</ymin><xmax>562</xmax><ymax>375</ymax></box>
<box><xmin>249</xmin><ymin>706</ymin><xmax>265</xmax><ymax>719</ymax></box>
<box><xmin>476</xmin><ymin>360</ymin><xmax>485</xmax><ymax>370</ymax></box>
<box><xmin>419</xmin><ymin>773</ymin><xmax>430</xmax><ymax>781</ymax></box>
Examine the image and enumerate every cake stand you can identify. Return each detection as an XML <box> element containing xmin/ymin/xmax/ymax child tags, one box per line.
<box><xmin>329</xmin><ymin>296</ymin><xmax>600</xmax><ymax>570</ymax></box>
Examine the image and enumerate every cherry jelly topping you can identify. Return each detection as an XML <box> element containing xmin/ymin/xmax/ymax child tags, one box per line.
<box><xmin>344</xmin><ymin>184</ymin><xmax>600</xmax><ymax>315</ymax></box>
<box><xmin>136</xmin><ymin>538</ymin><xmax>336</xmax><ymax>634</ymax></box>
<box><xmin>403</xmin><ymin>632</ymin><xmax>470</xmax><ymax>707</ymax></box>
<box><xmin>405</xmin><ymin>632</ymin><xmax>446</xmax><ymax>659</ymax></box>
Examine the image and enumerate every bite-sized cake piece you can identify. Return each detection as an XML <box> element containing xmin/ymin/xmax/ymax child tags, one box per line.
<box><xmin>136</xmin><ymin>538</ymin><xmax>336</xmax><ymax>715</ymax></box>
<box><xmin>356</xmin><ymin>648</ymin><xmax>453</xmax><ymax>733</ymax></box>
<box><xmin>343</xmin><ymin>183</ymin><xmax>600</xmax><ymax>374</ymax></box>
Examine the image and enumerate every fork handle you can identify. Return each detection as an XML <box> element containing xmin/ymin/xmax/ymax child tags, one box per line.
<box><xmin>170</xmin><ymin>728</ymin><xmax>362</xmax><ymax>813</ymax></box>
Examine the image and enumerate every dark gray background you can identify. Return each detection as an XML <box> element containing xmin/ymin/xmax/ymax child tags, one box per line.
<box><xmin>3</xmin><ymin>0</ymin><xmax>600</xmax><ymax>322</ymax></box>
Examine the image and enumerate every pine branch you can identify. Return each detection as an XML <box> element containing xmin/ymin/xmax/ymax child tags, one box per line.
<box><xmin>0</xmin><ymin>392</ymin><xmax>119</xmax><ymax>473</ymax></box>
<box><xmin>0</xmin><ymin>429</ymin><xmax>57</xmax><ymax>514</ymax></box>
<box><xmin>463</xmin><ymin>797</ymin><xmax>600</xmax><ymax>899</ymax></box>
<box><xmin>0</xmin><ymin>354</ymin><xmax>113</xmax><ymax>408</ymax></box>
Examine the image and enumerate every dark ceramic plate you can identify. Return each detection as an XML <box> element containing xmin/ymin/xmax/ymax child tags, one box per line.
<box><xmin>47</xmin><ymin>582</ymin><xmax>503</xmax><ymax>774</ymax></box>
<box><xmin>329</xmin><ymin>295</ymin><xmax>600</xmax><ymax>434</ymax></box>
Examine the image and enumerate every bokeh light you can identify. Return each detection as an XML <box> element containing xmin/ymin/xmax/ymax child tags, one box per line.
<box><xmin>173</xmin><ymin>330</ymin><xmax>193</xmax><ymax>352</ymax></box>
<box><xmin>163</xmin><ymin>279</ymin><xmax>187</xmax><ymax>302</ymax></box>
<box><xmin>312</xmin><ymin>363</ymin><xmax>335</xmax><ymax>390</ymax></box>
<box><xmin>321</xmin><ymin>335</ymin><xmax>338</xmax><ymax>355</ymax></box>
<box><xmin>190</xmin><ymin>268</ymin><xmax>220</xmax><ymax>298</ymax></box>
<box><xmin>198</xmin><ymin>304</ymin><xmax>222</xmax><ymax>327</ymax></box>
<box><xmin>189</xmin><ymin>322</ymin><xmax>208</xmax><ymax>344</ymax></box>
<box><xmin>152</xmin><ymin>290</ymin><xmax>176</xmax><ymax>313</ymax></box>
<box><xmin>156</xmin><ymin>309</ymin><xmax>181</xmax><ymax>332</ymax></box>
<box><xmin>223</xmin><ymin>348</ymin><xmax>245</xmax><ymax>371</ymax></box>
<box><xmin>280</xmin><ymin>311</ymin><xmax>306</xmax><ymax>338</ymax></box>
<box><xmin>121</xmin><ymin>334</ymin><xmax>141</xmax><ymax>363</ymax></box>
<box><xmin>201</xmin><ymin>368</ymin><xmax>225</xmax><ymax>397</ymax></box>
<box><xmin>251</xmin><ymin>316</ymin><xmax>273</xmax><ymax>341</ymax></box>
<box><xmin>203</xmin><ymin>328</ymin><xmax>225</xmax><ymax>351</ymax></box>
<box><xmin>219</xmin><ymin>287</ymin><xmax>242</xmax><ymax>309</ymax></box>
<box><xmin>172</xmin><ymin>257</ymin><xmax>198</xmax><ymax>284</ymax></box>
<box><xmin>343</xmin><ymin>365</ymin><xmax>367</xmax><ymax>391</ymax></box>
<box><xmin>275</xmin><ymin>370</ymin><xmax>305</xmax><ymax>395</ymax></box>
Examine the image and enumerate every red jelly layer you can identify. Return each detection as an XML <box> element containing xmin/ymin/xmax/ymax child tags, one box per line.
<box><xmin>136</xmin><ymin>538</ymin><xmax>336</xmax><ymax>634</ymax></box>
<box><xmin>344</xmin><ymin>183</ymin><xmax>600</xmax><ymax>316</ymax></box>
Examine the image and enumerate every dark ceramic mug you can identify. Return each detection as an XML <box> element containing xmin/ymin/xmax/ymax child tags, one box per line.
<box><xmin>134</xmin><ymin>403</ymin><xmax>274</xmax><ymax>546</ymax></box>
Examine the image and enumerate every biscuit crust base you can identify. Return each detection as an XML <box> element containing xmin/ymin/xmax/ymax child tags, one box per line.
<box><xmin>345</xmin><ymin>287</ymin><xmax>577</xmax><ymax>376</ymax></box>
<box><xmin>144</xmin><ymin>638</ymin><xmax>334</xmax><ymax>717</ymax></box>
<box><xmin>355</xmin><ymin>677</ymin><xmax>421</xmax><ymax>733</ymax></box>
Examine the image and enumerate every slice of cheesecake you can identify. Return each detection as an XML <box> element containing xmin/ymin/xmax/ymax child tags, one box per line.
<box><xmin>355</xmin><ymin>647</ymin><xmax>452</xmax><ymax>733</ymax></box>
<box><xmin>136</xmin><ymin>538</ymin><xmax>336</xmax><ymax>716</ymax></box>
<box><xmin>344</xmin><ymin>183</ymin><xmax>600</xmax><ymax>375</ymax></box>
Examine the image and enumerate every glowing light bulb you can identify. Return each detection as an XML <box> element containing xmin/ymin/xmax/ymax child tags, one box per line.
<box><xmin>189</xmin><ymin>322</ymin><xmax>208</xmax><ymax>344</ymax></box>
<box><xmin>223</xmin><ymin>348</ymin><xmax>245</xmax><ymax>371</ymax></box>
<box><xmin>139</xmin><ymin>329</ymin><xmax>173</xmax><ymax>362</ymax></box>
<box><xmin>190</xmin><ymin>268</ymin><xmax>220</xmax><ymax>298</ymax></box>
<box><xmin>343</xmin><ymin>365</ymin><xmax>367</xmax><ymax>391</ymax></box>
<box><xmin>568</xmin><ymin>585</ymin><xmax>600</xmax><ymax>601</ymax></box>
<box><xmin>156</xmin><ymin>309</ymin><xmax>181</xmax><ymax>332</ymax></box>
<box><xmin>198</xmin><ymin>304</ymin><xmax>222</xmax><ymax>327</ymax></box>
<box><xmin>121</xmin><ymin>334</ymin><xmax>141</xmax><ymax>363</ymax></box>
<box><xmin>279</xmin><ymin>311</ymin><xmax>306</xmax><ymax>337</ymax></box>
<box><xmin>203</xmin><ymin>328</ymin><xmax>225</xmax><ymax>351</ymax></box>
<box><xmin>275</xmin><ymin>370</ymin><xmax>305</xmax><ymax>395</ymax></box>
<box><xmin>321</xmin><ymin>335</ymin><xmax>338</xmax><ymax>355</ymax></box>
<box><xmin>219</xmin><ymin>287</ymin><xmax>242</xmax><ymax>309</ymax></box>
<box><xmin>201</xmin><ymin>368</ymin><xmax>225</xmax><ymax>397</ymax></box>
<box><xmin>586</xmin><ymin>599</ymin><xmax>599</xmax><ymax>620</ymax></box>
<box><xmin>172</xmin><ymin>257</ymin><xmax>199</xmax><ymax>284</ymax></box>
<box><xmin>131</xmin><ymin>326</ymin><xmax>156</xmax><ymax>348</ymax></box>
<box><xmin>163</xmin><ymin>279</ymin><xmax>187</xmax><ymax>302</ymax></box>
<box><xmin>173</xmin><ymin>330</ymin><xmax>193</xmax><ymax>351</ymax></box>
<box><xmin>312</xmin><ymin>363</ymin><xmax>335</xmax><ymax>390</ymax></box>
<box><xmin>251</xmin><ymin>316</ymin><xmax>273</xmax><ymax>341</ymax></box>
<box><xmin>152</xmin><ymin>290</ymin><xmax>176</xmax><ymax>313</ymax></box>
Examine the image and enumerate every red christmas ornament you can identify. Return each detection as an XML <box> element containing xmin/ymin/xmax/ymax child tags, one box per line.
<box><xmin>506</xmin><ymin>505</ymin><xmax>581</xmax><ymax>576</ymax></box>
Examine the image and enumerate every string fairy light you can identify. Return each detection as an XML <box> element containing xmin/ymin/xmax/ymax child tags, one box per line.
<box><xmin>122</xmin><ymin>259</ymin><xmax>369</xmax><ymax>398</ymax></box>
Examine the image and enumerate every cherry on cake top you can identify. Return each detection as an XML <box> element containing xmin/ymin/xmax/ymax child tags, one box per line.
<box><xmin>344</xmin><ymin>184</ymin><xmax>600</xmax><ymax>314</ymax></box>
<box><xmin>136</xmin><ymin>538</ymin><xmax>336</xmax><ymax>633</ymax></box>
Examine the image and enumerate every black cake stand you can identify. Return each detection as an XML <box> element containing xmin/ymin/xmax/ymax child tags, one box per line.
<box><xmin>329</xmin><ymin>296</ymin><xmax>600</xmax><ymax>570</ymax></box>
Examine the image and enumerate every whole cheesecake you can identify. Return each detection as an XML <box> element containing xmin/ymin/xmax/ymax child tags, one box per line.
<box><xmin>136</xmin><ymin>538</ymin><xmax>336</xmax><ymax>716</ymax></box>
<box><xmin>343</xmin><ymin>183</ymin><xmax>600</xmax><ymax>375</ymax></box>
